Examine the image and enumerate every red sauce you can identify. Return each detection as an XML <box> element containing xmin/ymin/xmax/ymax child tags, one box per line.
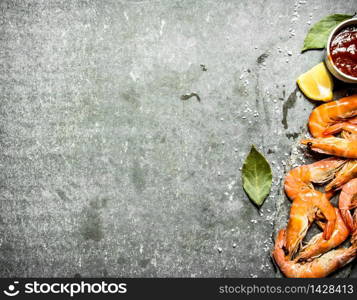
<box><xmin>330</xmin><ymin>26</ymin><xmax>357</xmax><ymax>78</ymax></box>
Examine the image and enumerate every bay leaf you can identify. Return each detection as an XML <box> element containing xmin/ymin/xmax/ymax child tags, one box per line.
<box><xmin>242</xmin><ymin>145</ymin><xmax>272</xmax><ymax>207</ymax></box>
<box><xmin>302</xmin><ymin>14</ymin><xmax>353</xmax><ymax>52</ymax></box>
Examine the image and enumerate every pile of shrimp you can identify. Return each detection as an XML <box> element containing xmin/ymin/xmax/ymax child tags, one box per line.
<box><xmin>273</xmin><ymin>95</ymin><xmax>357</xmax><ymax>278</ymax></box>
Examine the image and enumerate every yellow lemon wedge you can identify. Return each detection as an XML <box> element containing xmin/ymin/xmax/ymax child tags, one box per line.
<box><xmin>297</xmin><ymin>62</ymin><xmax>333</xmax><ymax>102</ymax></box>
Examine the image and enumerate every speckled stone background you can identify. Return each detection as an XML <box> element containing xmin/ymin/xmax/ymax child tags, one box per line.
<box><xmin>0</xmin><ymin>0</ymin><xmax>356</xmax><ymax>277</ymax></box>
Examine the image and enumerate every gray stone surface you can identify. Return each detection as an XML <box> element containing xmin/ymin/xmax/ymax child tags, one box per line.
<box><xmin>0</xmin><ymin>0</ymin><xmax>356</xmax><ymax>277</ymax></box>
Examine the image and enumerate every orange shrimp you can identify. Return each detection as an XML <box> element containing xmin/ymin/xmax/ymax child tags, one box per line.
<box><xmin>301</xmin><ymin>137</ymin><xmax>357</xmax><ymax>158</ymax></box>
<box><xmin>303</xmin><ymin>96</ymin><xmax>357</xmax><ymax>158</ymax></box>
<box><xmin>272</xmin><ymin>229</ymin><xmax>357</xmax><ymax>278</ymax></box>
<box><xmin>285</xmin><ymin>190</ymin><xmax>336</xmax><ymax>258</ymax></box>
<box><xmin>339</xmin><ymin>178</ymin><xmax>357</xmax><ymax>231</ymax></box>
<box><xmin>295</xmin><ymin>208</ymin><xmax>350</xmax><ymax>261</ymax></box>
<box><xmin>283</xmin><ymin>158</ymin><xmax>345</xmax><ymax>257</ymax></box>
<box><xmin>308</xmin><ymin>95</ymin><xmax>357</xmax><ymax>138</ymax></box>
<box><xmin>284</xmin><ymin>157</ymin><xmax>345</xmax><ymax>201</ymax></box>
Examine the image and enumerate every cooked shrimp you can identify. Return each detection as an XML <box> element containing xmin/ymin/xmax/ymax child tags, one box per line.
<box><xmin>273</xmin><ymin>229</ymin><xmax>357</xmax><ymax>278</ymax></box>
<box><xmin>301</xmin><ymin>137</ymin><xmax>357</xmax><ymax>158</ymax></box>
<box><xmin>339</xmin><ymin>178</ymin><xmax>357</xmax><ymax>231</ymax></box>
<box><xmin>285</xmin><ymin>190</ymin><xmax>336</xmax><ymax>258</ymax></box>
<box><xmin>308</xmin><ymin>95</ymin><xmax>357</xmax><ymax>138</ymax></box>
<box><xmin>326</xmin><ymin>159</ymin><xmax>357</xmax><ymax>191</ymax></box>
<box><xmin>284</xmin><ymin>158</ymin><xmax>345</xmax><ymax>257</ymax></box>
<box><xmin>295</xmin><ymin>208</ymin><xmax>350</xmax><ymax>261</ymax></box>
<box><xmin>284</xmin><ymin>157</ymin><xmax>345</xmax><ymax>201</ymax></box>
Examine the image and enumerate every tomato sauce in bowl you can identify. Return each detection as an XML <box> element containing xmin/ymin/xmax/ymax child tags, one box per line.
<box><xmin>330</xmin><ymin>26</ymin><xmax>357</xmax><ymax>78</ymax></box>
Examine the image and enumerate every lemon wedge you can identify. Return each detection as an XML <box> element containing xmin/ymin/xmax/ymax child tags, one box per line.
<box><xmin>297</xmin><ymin>62</ymin><xmax>333</xmax><ymax>101</ymax></box>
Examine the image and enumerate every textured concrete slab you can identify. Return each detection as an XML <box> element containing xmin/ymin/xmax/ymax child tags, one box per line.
<box><xmin>0</xmin><ymin>0</ymin><xmax>356</xmax><ymax>277</ymax></box>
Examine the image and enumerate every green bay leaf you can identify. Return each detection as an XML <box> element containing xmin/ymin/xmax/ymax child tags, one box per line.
<box><xmin>242</xmin><ymin>145</ymin><xmax>272</xmax><ymax>207</ymax></box>
<box><xmin>302</xmin><ymin>14</ymin><xmax>353</xmax><ymax>52</ymax></box>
